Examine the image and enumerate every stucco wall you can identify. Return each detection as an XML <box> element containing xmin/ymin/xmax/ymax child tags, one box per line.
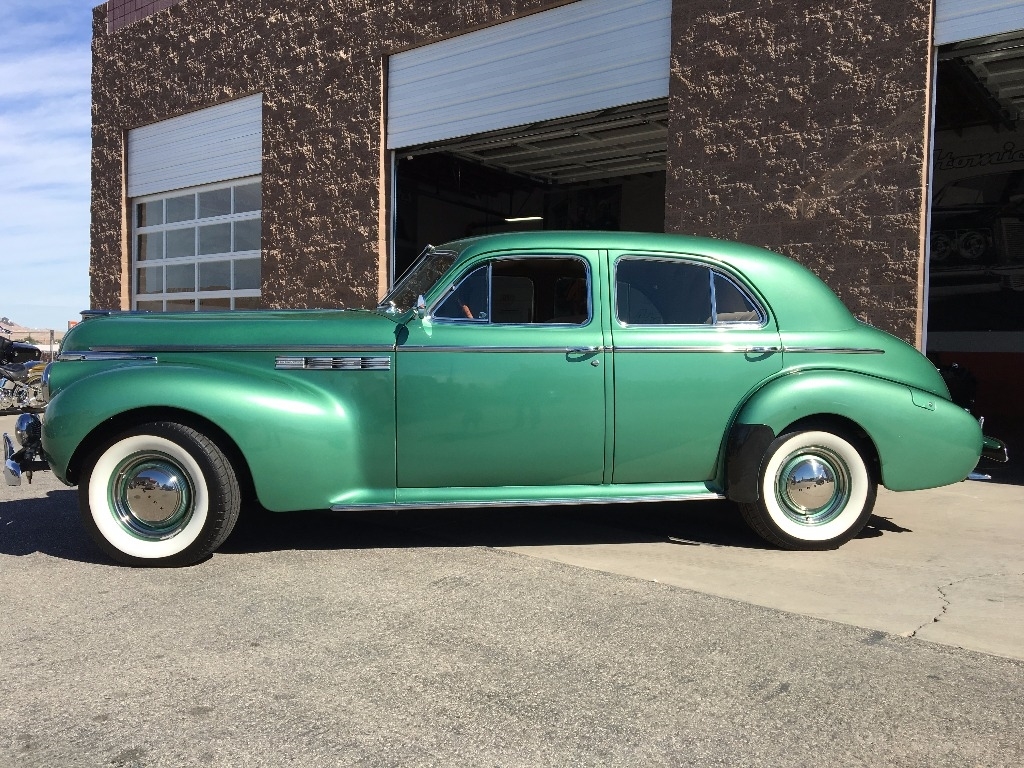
<box><xmin>92</xmin><ymin>0</ymin><xmax>933</xmax><ymax>342</ymax></box>
<box><xmin>666</xmin><ymin>0</ymin><xmax>933</xmax><ymax>343</ymax></box>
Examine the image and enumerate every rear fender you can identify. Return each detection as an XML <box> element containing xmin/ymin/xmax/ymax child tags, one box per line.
<box><xmin>726</xmin><ymin>370</ymin><xmax>982</xmax><ymax>497</ymax></box>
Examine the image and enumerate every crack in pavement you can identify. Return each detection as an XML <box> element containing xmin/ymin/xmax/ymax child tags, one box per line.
<box><xmin>906</xmin><ymin>571</ymin><xmax>1024</xmax><ymax>638</ymax></box>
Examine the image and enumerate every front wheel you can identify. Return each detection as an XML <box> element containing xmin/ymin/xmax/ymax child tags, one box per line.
<box><xmin>78</xmin><ymin>422</ymin><xmax>241</xmax><ymax>566</ymax></box>
<box><xmin>739</xmin><ymin>429</ymin><xmax>877</xmax><ymax>550</ymax></box>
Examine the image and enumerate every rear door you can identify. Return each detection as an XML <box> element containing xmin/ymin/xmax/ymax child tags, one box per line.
<box><xmin>609</xmin><ymin>253</ymin><xmax>783</xmax><ymax>483</ymax></box>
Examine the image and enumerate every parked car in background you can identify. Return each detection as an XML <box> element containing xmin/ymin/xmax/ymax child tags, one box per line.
<box><xmin>4</xmin><ymin>232</ymin><xmax>1006</xmax><ymax>566</ymax></box>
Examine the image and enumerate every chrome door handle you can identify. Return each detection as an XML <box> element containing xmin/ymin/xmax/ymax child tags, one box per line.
<box><xmin>566</xmin><ymin>346</ymin><xmax>603</xmax><ymax>353</ymax></box>
<box><xmin>745</xmin><ymin>346</ymin><xmax>781</xmax><ymax>353</ymax></box>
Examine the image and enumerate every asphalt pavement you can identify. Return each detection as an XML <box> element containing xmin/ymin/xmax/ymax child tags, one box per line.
<box><xmin>1</xmin><ymin>412</ymin><xmax>1022</xmax><ymax>766</ymax></box>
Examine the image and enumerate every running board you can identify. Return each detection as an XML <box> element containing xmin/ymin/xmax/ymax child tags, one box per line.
<box><xmin>331</xmin><ymin>483</ymin><xmax>724</xmax><ymax>512</ymax></box>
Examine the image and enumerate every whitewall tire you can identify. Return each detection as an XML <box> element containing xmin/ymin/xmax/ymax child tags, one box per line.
<box><xmin>739</xmin><ymin>429</ymin><xmax>877</xmax><ymax>550</ymax></box>
<box><xmin>78</xmin><ymin>422</ymin><xmax>241</xmax><ymax>566</ymax></box>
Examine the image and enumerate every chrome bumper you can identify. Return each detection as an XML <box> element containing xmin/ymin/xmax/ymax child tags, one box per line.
<box><xmin>4</xmin><ymin>412</ymin><xmax>50</xmax><ymax>486</ymax></box>
<box><xmin>3</xmin><ymin>432</ymin><xmax>24</xmax><ymax>486</ymax></box>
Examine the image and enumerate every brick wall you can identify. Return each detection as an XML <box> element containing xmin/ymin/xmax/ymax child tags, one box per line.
<box><xmin>106</xmin><ymin>0</ymin><xmax>183</xmax><ymax>33</ymax></box>
<box><xmin>666</xmin><ymin>0</ymin><xmax>933</xmax><ymax>343</ymax></box>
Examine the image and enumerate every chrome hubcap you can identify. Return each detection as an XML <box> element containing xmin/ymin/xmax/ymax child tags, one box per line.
<box><xmin>775</xmin><ymin>447</ymin><xmax>851</xmax><ymax>526</ymax></box>
<box><xmin>109</xmin><ymin>452</ymin><xmax>194</xmax><ymax>540</ymax></box>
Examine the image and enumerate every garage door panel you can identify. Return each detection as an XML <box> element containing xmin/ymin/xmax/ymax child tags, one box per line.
<box><xmin>387</xmin><ymin>0</ymin><xmax>671</xmax><ymax>149</ymax></box>
<box><xmin>127</xmin><ymin>94</ymin><xmax>263</xmax><ymax>198</ymax></box>
<box><xmin>395</xmin><ymin>65</ymin><xmax>669</xmax><ymax>145</ymax></box>
<box><xmin>935</xmin><ymin>0</ymin><xmax>1024</xmax><ymax>45</ymax></box>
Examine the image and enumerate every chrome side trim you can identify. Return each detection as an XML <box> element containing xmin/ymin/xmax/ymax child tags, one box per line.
<box><xmin>58</xmin><ymin>352</ymin><xmax>158</xmax><ymax>363</ymax></box>
<box><xmin>398</xmin><ymin>346</ymin><xmax>602</xmax><ymax>354</ymax></box>
<box><xmin>331</xmin><ymin>491</ymin><xmax>725</xmax><ymax>512</ymax></box>
<box><xmin>613</xmin><ymin>346</ymin><xmax>780</xmax><ymax>354</ymax></box>
<box><xmin>84</xmin><ymin>344</ymin><xmax>395</xmax><ymax>354</ymax></box>
<box><xmin>275</xmin><ymin>356</ymin><xmax>392</xmax><ymax>371</ymax></box>
<box><xmin>782</xmin><ymin>347</ymin><xmax>885</xmax><ymax>355</ymax></box>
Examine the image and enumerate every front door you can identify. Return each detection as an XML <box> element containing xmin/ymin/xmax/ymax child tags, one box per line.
<box><xmin>395</xmin><ymin>252</ymin><xmax>608</xmax><ymax>490</ymax></box>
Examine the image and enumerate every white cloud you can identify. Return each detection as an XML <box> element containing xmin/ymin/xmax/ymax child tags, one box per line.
<box><xmin>0</xmin><ymin>2</ymin><xmax>96</xmax><ymax>330</ymax></box>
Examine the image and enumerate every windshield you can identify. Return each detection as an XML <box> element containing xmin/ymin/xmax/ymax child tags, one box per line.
<box><xmin>378</xmin><ymin>247</ymin><xmax>459</xmax><ymax>313</ymax></box>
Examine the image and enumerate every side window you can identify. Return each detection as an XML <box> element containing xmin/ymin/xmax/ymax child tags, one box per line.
<box><xmin>615</xmin><ymin>257</ymin><xmax>764</xmax><ymax>326</ymax></box>
<box><xmin>434</xmin><ymin>257</ymin><xmax>591</xmax><ymax>325</ymax></box>
<box><xmin>435</xmin><ymin>265</ymin><xmax>489</xmax><ymax>321</ymax></box>
<box><xmin>616</xmin><ymin>259</ymin><xmax>712</xmax><ymax>325</ymax></box>
<box><xmin>712</xmin><ymin>272</ymin><xmax>761</xmax><ymax>324</ymax></box>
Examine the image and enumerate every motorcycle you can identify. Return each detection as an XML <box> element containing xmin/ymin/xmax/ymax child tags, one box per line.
<box><xmin>0</xmin><ymin>325</ymin><xmax>45</xmax><ymax>412</ymax></box>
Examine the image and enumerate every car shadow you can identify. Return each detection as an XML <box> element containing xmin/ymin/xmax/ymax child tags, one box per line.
<box><xmin>222</xmin><ymin>500</ymin><xmax>906</xmax><ymax>556</ymax></box>
<box><xmin>221</xmin><ymin>499</ymin><xmax>765</xmax><ymax>555</ymax></box>
<box><xmin>0</xmin><ymin>491</ymin><xmax>911</xmax><ymax>566</ymax></box>
<box><xmin>0</xmin><ymin>489</ymin><xmax>110</xmax><ymax>564</ymax></box>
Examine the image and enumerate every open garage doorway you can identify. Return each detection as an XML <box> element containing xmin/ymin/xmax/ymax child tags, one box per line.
<box><xmin>392</xmin><ymin>99</ymin><xmax>668</xmax><ymax>275</ymax></box>
<box><xmin>929</xmin><ymin>30</ymin><xmax>1024</xmax><ymax>464</ymax></box>
<box><xmin>385</xmin><ymin>0</ymin><xmax>672</xmax><ymax>276</ymax></box>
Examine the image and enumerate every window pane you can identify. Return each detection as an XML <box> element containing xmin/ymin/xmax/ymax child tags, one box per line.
<box><xmin>233</xmin><ymin>258</ymin><xmax>261</xmax><ymax>290</ymax></box>
<box><xmin>166</xmin><ymin>228</ymin><xmax>196</xmax><ymax>259</ymax></box>
<box><xmin>137</xmin><ymin>233</ymin><xmax>164</xmax><ymax>261</ymax></box>
<box><xmin>166</xmin><ymin>263</ymin><xmax>195</xmax><ymax>293</ymax></box>
<box><xmin>233</xmin><ymin>218</ymin><xmax>260</xmax><ymax>252</ymax></box>
<box><xmin>234</xmin><ymin>182</ymin><xmax>261</xmax><ymax>213</ymax></box>
<box><xmin>552</xmin><ymin>276</ymin><xmax>589</xmax><ymax>324</ymax></box>
<box><xmin>138</xmin><ymin>266</ymin><xmax>163</xmax><ymax>294</ymax></box>
<box><xmin>616</xmin><ymin>259</ymin><xmax>712</xmax><ymax>325</ymax></box>
<box><xmin>198</xmin><ymin>297</ymin><xmax>231</xmax><ymax>311</ymax></box>
<box><xmin>137</xmin><ymin>200</ymin><xmax>163</xmax><ymax>227</ymax></box>
<box><xmin>199</xmin><ymin>223</ymin><xmax>231</xmax><ymax>255</ymax></box>
<box><xmin>713</xmin><ymin>273</ymin><xmax>760</xmax><ymax>323</ymax></box>
<box><xmin>199</xmin><ymin>260</ymin><xmax>231</xmax><ymax>291</ymax></box>
<box><xmin>490</xmin><ymin>276</ymin><xmax>534</xmax><ymax>323</ymax></box>
<box><xmin>166</xmin><ymin>194</ymin><xmax>196</xmax><ymax>223</ymax></box>
<box><xmin>132</xmin><ymin>179</ymin><xmax>261</xmax><ymax>314</ymax></box>
<box><xmin>198</xmin><ymin>187</ymin><xmax>232</xmax><ymax>219</ymax></box>
<box><xmin>435</xmin><ymin>266</ymin><xmax>489</xmax><ymax>321</ymax></box>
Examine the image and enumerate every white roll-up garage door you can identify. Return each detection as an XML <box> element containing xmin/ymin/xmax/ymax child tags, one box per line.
<box><xmin>127</xmin><ymin>94</ymin><xmax>262</xmax><ymax>198</ymax></box>
<box><xmin>935</xmin><ymin>0</ymin><xmax>1024</xmax><ymax>45</ymax></box>
<box><xmin>387</xmin><ymin>0</ymin><xmax>671</xmax><ymax>150</ymax></box>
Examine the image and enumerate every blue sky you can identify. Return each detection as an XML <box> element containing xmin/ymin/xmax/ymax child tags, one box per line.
<box><xmin>0</xmin><ymin>1</ymin><xmax>95</xmax><ymax>331</ymax></box>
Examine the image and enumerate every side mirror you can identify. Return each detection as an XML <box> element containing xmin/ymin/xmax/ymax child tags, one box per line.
<box><xmin>415</xmin><ymin>295</ymin><xmax>427</xmax><ymax>319</ymax></box>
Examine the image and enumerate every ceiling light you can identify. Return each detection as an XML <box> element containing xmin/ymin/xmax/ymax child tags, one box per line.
<box><xmin>504</xmin><ymin>216</ymin><xmax>543</xmax><ymax>222</ymax></box>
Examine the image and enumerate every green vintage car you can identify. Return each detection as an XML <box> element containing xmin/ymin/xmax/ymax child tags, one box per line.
<box><xmin>3</xmin><ymin>232</ymin><xmax>1007</xmax><ymax>566</ymax></box>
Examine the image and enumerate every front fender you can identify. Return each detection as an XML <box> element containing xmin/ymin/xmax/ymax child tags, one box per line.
<box><xmin>730</xmin><ymin>370</ymin><xmax>982</xmax><ymax>494</ymax></box>
<box><xmin>43</xmin><ymin>360</ymin><xmax>397</xmax><ymax>510</ymax></box>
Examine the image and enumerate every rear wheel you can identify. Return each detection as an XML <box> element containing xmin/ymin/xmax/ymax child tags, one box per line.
<box><xmin>739</xmin><ymin>429</ymin><xmax>876</xmax><ymax>550</ymax></box>
<box><xmin>78</xmin><ymin>422</ymin><xmax>241</xmax><ymax>566</ymax></box>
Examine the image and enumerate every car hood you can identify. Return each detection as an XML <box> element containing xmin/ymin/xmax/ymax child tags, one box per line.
<box><xmin>61</xmin><ymin>309</ymin><xmax>402</xmax><ymax>353</ymax></box>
